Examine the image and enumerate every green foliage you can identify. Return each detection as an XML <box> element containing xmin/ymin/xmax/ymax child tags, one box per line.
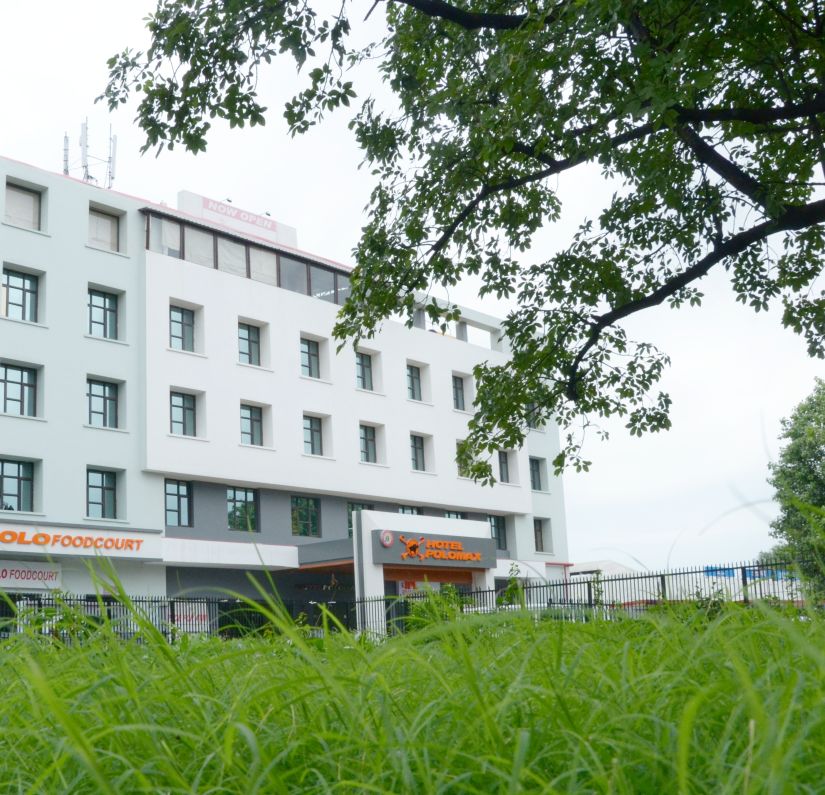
<box><xmin>405</xmin><ymin>582</ymin><xmax>468</xmax><ymax>629</ymax></box>
<box><xmin>102</xmin><ymin>1</ymin><xmax>825</xmax><ymax>474</ymax></box>
<box><xmin>768</xmin><ymin>379</ymin><xmax>825</xmax><ymax>594</ymax></box>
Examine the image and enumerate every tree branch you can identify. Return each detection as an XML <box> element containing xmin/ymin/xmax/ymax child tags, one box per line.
<box><xmin>392</xmin><ymin>0</ymin><xmax>528</xmax><ymax>30</ymax></box>
<box><xmin>675</xmin><ymin>91</ymin><xmax>825</xmax><ymax>125</ymax></box>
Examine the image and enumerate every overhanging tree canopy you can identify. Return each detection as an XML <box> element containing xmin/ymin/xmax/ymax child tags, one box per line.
<box><xmin>103</xmin><ymin>0</ymin><xmax>825</xmax><ymax>478</ymax></box>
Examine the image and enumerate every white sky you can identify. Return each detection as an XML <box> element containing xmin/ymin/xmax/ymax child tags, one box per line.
<box><xmin>1</xmin><ymin>1</ymin><xmax>821</xmax><ymax>569</ymax></box>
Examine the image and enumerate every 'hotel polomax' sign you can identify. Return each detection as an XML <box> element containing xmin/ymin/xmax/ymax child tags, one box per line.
<box><xmin>0</xmin><ymin>527</ymin><xmax>161</xmax><ymax>559</ymax></box>
<box><xmin>371</xmin><ymin>530</ymin><xmax>497</xmax><ymax>569</ymax></box>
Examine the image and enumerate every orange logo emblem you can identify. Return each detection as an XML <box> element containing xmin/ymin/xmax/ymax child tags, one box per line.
<box><xmin>399</xmin><ymin>535</ymin><xmax>426</xmax><ymax>561</ymax></box>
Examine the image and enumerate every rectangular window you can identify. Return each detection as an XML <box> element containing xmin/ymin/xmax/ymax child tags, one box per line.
<box><xmin>170</xmin><ymin>392</ymin><xmax>196</xmax><ymax>436</ymax></box>
<box><xmin>360</xmin><ymin>424</ymin><xmax>377</xmax><ymax>463</ymax></box>
<box><xmin>149</xmin><ymin>216</ymin><xmax>182</xmax><ymax>258</ymax></box>
<box><xmin>184</xmin><ymin>226</ymin><xmax>215</xmax><ymax>268</ymax></box>
<box><xmin>87</xmin><ymin>379</ymin><xmax>118</xmax><ymax>428</ymax></box>
<box><xmin>291</xmin><ymin>496</ymin><xmax>321</xmax><ymax>537</ymax></box>
<box><xmin>1</xmin><ymin>268</ymin><xmax>38</xmax><ymax>322</ymax></box>
<box><xmin>0</xmin><ymin>459</ymin><xmax>33</xmax><ymax>512</ymax></box>
<box><xmin>498</xmin><ymin>451</ymin><xmax>510</xmax><ymax>484</ymax></box>
<box><xmin>88</xmin><ymin>208</ymin><xmax>119</xmax><ymax>251</ymax></box>
<box><xmin>87</xmin><ymin>469</ymin><xmax>116</xmax><ymax>519</ymax></box>
<box><xmin>303</xmin><ymin>415</ymin><xmax>323</xmax><ymax>455</ymax></box>
<box><xmin>410</xmin><ymin>434</ymin><xmax>426</xmax><ymax>471</ymax></box>
<box><xmin>444</xmin><ymin>510</ymin><xmax>467</xmax><ymax>519</ymax></box>
<box><xmin>0</xmin><ymin>364</ymin><xmax>36</xmax><ymax>416</ymax></box>
<box><xmin>336</xmin><ymin>274</ymin><xmax>351</xmax><ymax>305</ymax></box>
<box><xmin>347</xmin><ymin>501</ymin><xmax>374</xmax><ymax>537</ymax></box>
<box><xmin>452</xmin><ymin>375</ymin><xmax>466</xmax><ymax>411</ymax></box>
<box><xmin>489</xmin><ymin>515</ymin><xmax>507</xmax><ymax>551</ymax></box>
<box><xmin>238</xmin><ymin>323</ymin><xmax>260</xmax><ymax>366</ymax></box>
<box><xmin>398</xmin><ymin>505</ymin><xmax>422</xmax><ymax>515</ymax></box>
<box><xmin>280</xmin><ymin>256</ymin><xmax>308</xmax><ymax>294</ymax></box>
<box><xmin>534</xmin><ymin>518</ymin><xmax>545</xmax><ymax>552</ymax></box>
<box><xmin>456</xmin><ymin>440</ymin><xmax>470</xmax><ymax>478</ymax></box>
<box><xmin>355</xmin><ymin>352</ymin><xmax>373</xmax><ymax>391</ymax></box>
<box><xmin>217</xmin><ymin>237</ymin><xmax>247</xmax><ymax>276</ymax></box>
<box><xmin>529</xmin><ymin>457</ymin><xmax>544</xmax><ymax>491</ymax></box>
<box><xmin>169</xmin><ymin>306</ymin><xmax>195</xmax><ymax>351</ymax></box>
<box><xmin>407</xmin><ymin>365</ymin><xmax>422</xmax><ymax>401</ymax></box>
<box><xmin>227</xmin><ymin>487</ymin><xmax>257</xmax><ymax>531</ymax></box>
<box><xmin>300</xmin><ymin>337</ymin><xmax>320</xmax><ymax>378</ymax></box>
<box><xmin>526</xmin><ymin>402</ymin><xmax>541</xmax><ymax>429</ymax></box>
<box><xmin>88</xmin><ymin>289</ymin><xmax>118</xmax><ymax>339</ymax></box>
<box><xmin>309</xmin><ymin>265</ymin><xmax>336</xmax><ymax>302</ymax></box>
<box><xmin>240</xmin><ymin>404</ymin><xmax>263</xmax><ymax>446</ymax></box>
<box><xmin>165</xmin><ymin>479</ymin><xmax>192</xmax><ymax>527</ymax></box>
<box><xmin>4</xmin><ymin>184</ymin><xmax>40</xmax><ymax>230</ymax></box>
<box><xmin>249</xmin><ymin>247</ymin><xmax>277</xmax><ymax>286</ymax></box>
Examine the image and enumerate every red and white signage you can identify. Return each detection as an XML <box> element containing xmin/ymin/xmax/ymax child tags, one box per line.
<box><xmin>0</xmin><ymin>526</ymin><xmax>161</xmax><ymax>559</ymax></box>
<box><xmin>0</xmin><ymin>559</ymin><xmax>61</xmax><ymax>590</ymax></box>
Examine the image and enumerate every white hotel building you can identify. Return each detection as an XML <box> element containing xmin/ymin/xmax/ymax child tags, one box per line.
<box><xmin>0</xmin><ymin>155</ymin><xmax>569</xmax><ymax>607</ymax></box>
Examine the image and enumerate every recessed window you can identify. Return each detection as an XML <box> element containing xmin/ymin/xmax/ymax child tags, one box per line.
<box><xmin>2</xmin><ymin>268</ymin><xmax>38</xmax><ymax>322</ymax></box>
<box><xmin>4</xmin><ymin>183</ymin><xmax>41</xmax><ymax>230</ymax></box>
<box><xmin>355</xmin><ymin>352</ymin><xmax>373</xmax><ymax>391</ymax></box>
<box><xmin>165</xmin><ymin>479</ymin><xmax>192</xmax><ymax>527</ymax></box>
<box><xmin>347</xmin><ymin>501</ymin><xmax>373</xmax><ymax>537</ymax></box>
<box><xmin>489</xmin><ymin>515</ymin><xmax>506</xmax><ymax>551</ymax></box>
<box><xmin>407</xmin><ymin>364</ymin><xmax>422</xmax><ymax>401</ymax></box>
<box><xmin>87</xmin><ymin>379</ymin><xmax>119</xmax><ymax>428</ymax></box>
<box><xmin>240</xmin><ymin>403</ymin><xmax>263</xmax><ymax>446</ymax></box>
<box><xmin>456</xmin><ymin>440</ymin><xmax>470</xmax><ymax>478</ymax></box>
<box><xmin>534</xmin><ymin>518</ymin><xmax>551</xmax><ymax>553</ymax></box>
<box><xmin>291</xmin><ymin>495</ymin><xmax>321</xmax><ymax>537</ymax></box>
<box><xmin>227</xmin><ymin>487</ymin><xmax>257</xmax><ymax>531</ymax></box>
<box><xmin>498</xmin><ymin>451</ymin><xmax>511</xmax><ymax>484</ymax></box>
<box><xmin>360</xmin><ymin>424</ymin><xmax>377</xmax><ymax>463</ymax></box>
<box><xmin>452</xmin><ymin>375</ymin><xmax>466</xmax><ymax>411</ymax></box>
<box><xmin>398</xmin><ymin>505</ymin><xmax>422</xmax><ymax>515</ymax></box>
<box><xmin>300</xmin><ymin>337</ymin><xmax>320</xmax><ymax>378</ymax></box>
<box><xmin>148</xmin><ymin>216</ymin><xmax>182</xmax><ymax>258</ymax></box>
<box><xmin>88</xmin><ymin>208</ymin><xmax>120</xmax><ymax>252</ymax></box>
<box><xmin>526</xmin><ymin>402</ymin><xmax>542</xmax><ymax>429</ymax></box>
<box><xmin>445</xmin><ymin>510</ymin><xmax>467</xmax><ymax>519</ymax></box>
<box><xmin>170</xmin><ymin>392</ymin><xmax>196</xmax><ymax>436</ymax></box>
<box><xmin>238</xmin><ymin>323</ymin><xmax>260</xmax><ymax>366</ymax></box>
<box><xmin>169</xmin><ymin>305</ymin><xmax>195</xmax><ymax>351</ymax></box>
<box><xmin>88</xmin><ymin>289</ymin><xmax>118</xmax><ymax>339</ymax></box>
<box><xmin>529</xmin><ymin>457</ymin><xmax>544</xmax><ymax>491</ymax></box>
<box><xmin>410</xmin><ymin>434</ymin><xmax>426</xmax><ymax>471</ymax></box>
<box><xmin>87</xmin><ymin>469</ymin><xmax>117</xmax><ymax>519</ymax></box>
<box><xmin>0</xmin><ymin>459</ymin><xmax>33</xmax><ymax>512</ymax></box>
<box><xmin>303</xmin><ymin>415</ymin><xmax>323</xmax><ymax>455</ymax></box>
<box><xmin>1</xmin><ymin>363</ymin><xmax>36</xmax><ymax>416</ymax></box>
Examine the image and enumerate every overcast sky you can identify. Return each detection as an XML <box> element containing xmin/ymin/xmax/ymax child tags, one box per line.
<box><xmin>1</xmin><ymin>2</ymin><xmax>821</xmax><ymax>569</ymax></box>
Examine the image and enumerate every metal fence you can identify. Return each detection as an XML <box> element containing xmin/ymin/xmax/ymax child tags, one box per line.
<box><xmin>0</xmin><ymin>559</ymin><xmax>814</xmax><ymax>641</ymax></box>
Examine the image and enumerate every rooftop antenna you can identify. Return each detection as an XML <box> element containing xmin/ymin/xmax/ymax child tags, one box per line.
<box><xmin>80</xmin><ymin>119</ymin><xmax>90</xmax><ymax>182</ymax></box>
<box><xmin>106</xmin><ymin>126</ymin><xmax>117</xmax><ymax>189</ymax></box>
<box><xmin>62</xmin><ymin>132</ymin><xmax>69</xmax><ymax>175</ymax></box>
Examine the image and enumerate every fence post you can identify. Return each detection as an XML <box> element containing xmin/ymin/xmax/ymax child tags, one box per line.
<box><xmin>741</xmin><ymin>566</ymin><xmax>750</xmax><ymax>605</ymax></box>
<box><xmin>168</xmin><ymin>599</ymin><xmax>176</xmax><ymax>642</ymax></box>
<box><xmin>659</xmin><ymin>574</ymin><xmax>668</xmax><ymax>603</ymax></box>
<box><xmin>586</xmin><ymin>581</ymin><xmax>593</xmax><ymax>607</ymax></box>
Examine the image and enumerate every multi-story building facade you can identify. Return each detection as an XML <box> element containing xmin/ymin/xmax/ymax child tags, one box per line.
<box><xmin>0</xmin><ymin>155</ymin><xmax>569</xmax><ymax>609</ymax></box>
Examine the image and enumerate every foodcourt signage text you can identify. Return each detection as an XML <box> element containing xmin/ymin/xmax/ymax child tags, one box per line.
<box><xmin>0</xmin><ymin>527</ymin><xmax>160</xmax><ymax>558</ymax></box>
<box><xmin>0</xmin><ymin>559</ymin><xmax>61</xmax><ymax>590</ymax></box>
<box><xmin>371</xmin><ymin>530</ymin><xmax>496</xmax><ymax>569</ymax></box>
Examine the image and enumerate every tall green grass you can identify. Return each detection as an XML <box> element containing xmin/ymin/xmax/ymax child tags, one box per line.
<box><xmin>1</xmin><ymin>600</ymin><xmax>824</xmax><ymax>793</ymax></box>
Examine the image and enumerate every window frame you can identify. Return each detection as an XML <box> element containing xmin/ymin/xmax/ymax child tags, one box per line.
<box><xmin>165</xmin><ymin>479</ymin><xmax>193</xmax><ymax>527</ymax></box>
<box><xmin>452</xmin><ymin>375</ymin><xmax>466</xmax><ymax>411</ymax></box>
<box><xmin>529</xmin><ymin>457</ymin><xmax>544</xmax><ymax>491</ymax></box>
<box><xmin>87</xmin><ymin>469</ymin><xmax>117</xmax><ymax>519</ymax></box>
<box><xmin>4</xmin><ymin>183</ymin><xmax>41</xmax><ymax>230</ymax></box>
<box><xmin>240</xmin><ymin>403</ymin><xmax>263</xmax><ymax>446</ymax></box>
<box><xmin>0</xmin><ymin>459</ymin><xmax>34</xmax><ymax>512</ymax></box>
<box><xmin>359</xmin><ymin>424</ymin><xmax>377</xmax><ymax>463</ymax></box>
<box><xmin>355</xmin><ymin>351</ymin><xmax>373</xmax><ymax>391</ymax></box>
<box><xmin>407</xmin><ymin>364</ymin><xmax>422</xmax><ymax>401</ymax></box>
<box><xmin>410</xmin><ymin>433</ymin><xmax>426</xmax><ymax>471</ymax></box>
<box><xmin>88</xmin><ymin>289</ymin><xmax>118</xmax><ymax>339</ymax></box>
<box><xmin>498</xmin><ymin>451</ymin><xmax>510</xmax><ymax>484</ymax></box>
<box><xmin>534</xmin><ymin>518</ymin><xmax>545</xmax><ymax>552</ymax></box>
<box><xmin>87</xmin><ymin>379</ymin><xmax>119</xmax><ymax>428</ymax></box>
<box><xmin>291</xmin><ymin>495</ymin><xmax>321</xmax><ymax>537</ymax></box>
<box><xmin>169</xmin><ymin>305</ymin><xmax>195</xmax><ymax>352</ymax></box>
<box><xmin>227</xmin><ymin>486</ymin><xmax>258</xmax><ymax>532</ymax></box>
<box><xmin>0</xmin><ymin>363</ymin><xmax>36</xmax><ymax>416</ymax></box>
<box><xmin>346</xmin><ymin>501</ymin><xmax>374</xmax><ymax>537</ymax></box>
<box><xmin>170</xmin><ymin>391</ymin><xmax>197</xmax><ymax>436</ymax></box>
<box><xmin>88</xmin><ymin>207</ymin><xmax>120</xmax><ymax>252</ymax></box>
<box><xmin>238</xmin><ymin>322</ymin><xmax>261</xmax><ymax>366</ymax></box>
<box><xmin>1</xmin><ymin>268</ymin><xmax>38</xmax><ymax>322</ymax></box>
<box><xmin>489</xmin><ymin>514</ymin><xmax>507</xmax><ymax>551</ymax></box>
<box><xmin>300</xmin><ymin>337</ymin><xmax>320</xmax><ymax>378</ymax></box>
<box><xmin>303</xmin><ymin>414</ymin><xmax>323</xmax><ymax>456</ymax></box>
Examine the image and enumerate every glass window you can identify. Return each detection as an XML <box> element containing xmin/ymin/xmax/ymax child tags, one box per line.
<box><xmin>336</xmin><ymin>274</ymin><xmax>351</xmax><ymax>305</ymax></box>
<box><xmin>410</xmin><ymin>434</ymin><xmax>425</xmax><ymax>471</ymax></box>
<box><xmin>184</xmin><ymin>226</ymin><xmax>215</xmax><ymax>268</ymax></box>
<box><xmin>300</xmin><ymin>337</ymin><xmax>320</xmax><ymax>378</ymax></box>
<box><xmin>498</xmin><ymin>451</ymin><xmax>510</xmax><ymax>484</ymax></box>
<box><xmin>291</xmin><ymin>496</ymin><xmax>321</xmax><ymax>537</ymax></box>
<box><xmin>149</xmin><ymin>216</ymin><xmax>182</xmax><ymax>258</ymax></box>
<box><xmin>4</xmin><ymin>184</ymin><xmax>40</xmax><ymax>230</ymax></box>
<box><xmin>279</xmin><ymin>256</ymin><xmax>308</xmax><ymax>294</ymax></box>
<box><xmin>398</xmin><ymin>505</ymin><xmax>422</xmax><ymax>515</ymax></box>
<box><xmin>0</xmin><ymin>459</ymin><xmax>33</xmax><ymax>512</ymax></box>
<box><xmin>444</xmin><ymin>510</ymin><xmax>467</xmax><ymax>519</ymax></box>
<box><xmin>217</xmin><ymin>237</ymin><xmax>247</xmax><ymax>276</ymax></box>
<box><xmin>346</xmin><ymin>501</ymin><xmax>373</xmax><ymax>537</ymax></box>
<box><xmin>240</xmin><ymin>404</ymin><xmax>263</xmax><ymax>446</ymax></box>
<box><xmin>170</xmin><ymin>392</ymin><xmax>196</xmax><ymax>436</ymax></box>
<box><xmin>89</xmin><ymin>209</ymin><xmax>119</xmax><ymax>251</ymax></box>
<box><xmin>360</xmin><ymin>424</ymin><xmax>377</xmax><ymax>463</ymax></box>
<box><xmin>87</xmin><ymin>379</ymin><xmax>118</xmax><ymax>428</ymax></box>
<box><xmin>88</xmin><ymin>289</ymin><xmax>118</xmax><ymax>339</ymax></box>
<box><xmin>529</xmin><ymin>457</ymin><xmax>544</xmax><ymax>491</ymax></box>
<box><xmin>489</xmin><ymin>515</ymin><xmax>507</xmax><ymax>550</ymax></box>
<box><xmin>526</xmin><ymin>402</ymin><xmax>542</xmax><ymax>429</ymax></box>
<box><xmin>249</xmin><ymin>247</ymin><xmax>278</xmax><ymax>286</ymax></box>
<box><xmin>1</xmin><ymin>268</ymin><xmax>38</xmax><ymax>322</ymax></box>
<box><xmin>534</xmin><ymin>518</ymin><xmax>546</xmax><ymax>552</ymax></box>
<box><xmin>407</xmin><ymin>365</ymin><xmax>422</xmax><ymax>401</ymax></box>
<box><xmin>456</xmin><ymin>440</ymin><xmax>470</xmax><ymax>478</ymax></box>
<box><xmin>309</xmin><ymin>265</ymin><xmax>336</xmax><ymax>302</ymax></box>
<box><xmin>227</xmin><ymin>487</ymin><xmax>257</xmax><ymax>531</ymax></box>
<box><xmin>169</xmin><ymin>306</ymin><xmax>195</xmax><ymax>351</ymax></box>
<box><xmin>238</xmin><ymin>323</ymin><xmax>260</xmax><ymax>366</ymax></box>
<box><xmin>87</xmin><ymin>469</ymin><xmax>116</xmax><ymax>519</ymax></box>
<box><xmin>303</xmin><ymin>415</ymin><xmax>323</xmax><ymax>455</ymax></box>
<box><xmin>355</xmin><ymin>352</ymin><xmax>373</xmax><ymax>391</ymax></box>
<box><xmin>0</xmin><ymin>364</ymin><xmax>36</xmax><ymax>416</ymax></box>
<box><xmin>165</xmin><ymin>479</ymin><xmax>192</xmax><ymax>527</ymax></box>
<box><xmin>452</xmin><ymin>375</ymin><xmax>466</xmax><ymax>411</ymax></box>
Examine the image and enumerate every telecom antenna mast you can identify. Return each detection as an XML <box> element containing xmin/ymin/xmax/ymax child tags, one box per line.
<box><xmin>67</xmin><ymin>120</ymin><xmax>117</xmax><ymax>188</ymax></box>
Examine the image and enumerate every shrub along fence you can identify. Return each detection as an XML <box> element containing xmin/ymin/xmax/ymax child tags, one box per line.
<box><xmin>0</xmin><ymin>558</ymin><xmax>812</xmax><ymax>640</ymax></box>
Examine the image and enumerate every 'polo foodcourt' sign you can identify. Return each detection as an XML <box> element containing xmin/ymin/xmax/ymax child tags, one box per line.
<box><xmin>371</xmin><ymin>530</ymin><xmax>497</xmax><ymax>569</ymax></box>
<box><xmin>0</xmin><ymin>559</ymin><xmax>61</xmax><ymax>590</ymax></box>
<box><xmin>0</xmin><ymin>526</ymin><xmax>161</xmax><ymax>559</ymax></box>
